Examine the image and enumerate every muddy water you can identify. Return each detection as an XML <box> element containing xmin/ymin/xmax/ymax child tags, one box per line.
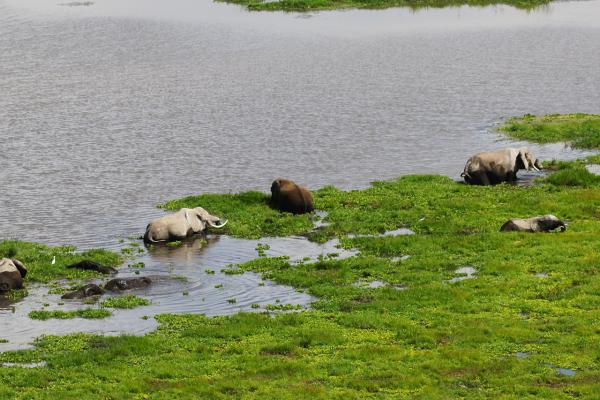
<box><xmin>1</xmin><ymin>0</ymin><xmax>600</xmax><ymax>349</ymax></box>
<box><xmin>0</xmin><ymin>235</ymin><xmax>359</xmax><ymax>351</ymax></box>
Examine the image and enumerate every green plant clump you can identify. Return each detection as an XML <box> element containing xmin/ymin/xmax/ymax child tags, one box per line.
<box><xmin>28</xmin><ymin>309</ymin><xmax>112</xmax><ymax>320</ymax></box>
<box><xmin>100</xmin><ymin>295</ymin><xmax>151</xmax><ymax>309</ymax></box>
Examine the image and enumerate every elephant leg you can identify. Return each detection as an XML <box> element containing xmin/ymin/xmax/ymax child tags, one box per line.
<box><xmin>481</xmin><ymin>172</ymin><xmax>494</xmax><ymax>186</ymax></box>
<box><xmin>469</xmin><ymin>171</ymin><xmax>491</xmax><ymax>185</ymax></box>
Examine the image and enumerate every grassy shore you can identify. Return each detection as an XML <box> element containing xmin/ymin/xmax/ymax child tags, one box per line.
<box><xmin>164</xmin><ymin>174</ymin><xmax>600</xmax><ymax>241</ymax></box>
<box><xmin>218</xmin><ymin>0</ymin><xmax>551</xmax><ymax>12</ymax></box>
<box><xmin>0</xmin><ymin>241</ymin><xmax>121</xmax><ymax>284</ymax></box>
<box><xmin>501</xmin><ymin>113</ymin><xmax>600</xmax><ymax>149</ymax></box>
<box><xmin>1</xmin><ymin>114</ymin><xmax>600</xmax><ymax>398</ymax></box>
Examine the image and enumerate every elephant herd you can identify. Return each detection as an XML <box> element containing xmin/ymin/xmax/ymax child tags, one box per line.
<box><xmin>0</xmin><ymin>152</ymin><xmax>565</xmax><ymax>295</ymax></box>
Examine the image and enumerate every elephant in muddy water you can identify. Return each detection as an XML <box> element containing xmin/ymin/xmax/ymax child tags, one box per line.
<box><xmin>461</xmin><ymin>147</ymin><xmax>542</xmax><ymax>185</ymax></box>
<box><xmin>270</xmin><ymin>178</ymin><xmax>314</xmax><ymax>214</ymax></box>
<box><xmin>0</xmin><ymin>258</ymin><xmax>27</xmax><ymax>292</ymax></box>
<box><xmin>144</xmin><ymin>207</ymin><xmax>227</xmax><ymax>243</ymax></box>
<box><xmin>105</xmin><ymin>277</ymin><xmax>151</xmax><ymax>291</ymax></box>
<box><xmin>61</xmin><ymin>284</ymin><xmax>105</xmax><ymax>299</ymax></box>
<box><xmin>500</xmin><ymin>215</ymin><xmax>566</xmax><ymax>233</ymax></box>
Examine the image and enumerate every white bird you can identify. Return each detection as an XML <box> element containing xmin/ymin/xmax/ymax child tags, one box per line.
<box><xmin>51</xmin><ymin>256</ymin><xmax>56</xmax><ymax>265</ymax></box>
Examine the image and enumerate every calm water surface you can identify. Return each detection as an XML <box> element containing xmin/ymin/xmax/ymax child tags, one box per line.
<box><xmin>1</xmin><ymin>0</ymin><xmax>600</xmax><ymax>348</ymax></box>
<box><xmin>1</xmin><ymin>0</ymin><xmax>600</xmax><ymax>247</ymax></box>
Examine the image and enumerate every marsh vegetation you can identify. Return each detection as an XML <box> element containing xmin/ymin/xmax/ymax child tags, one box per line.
<box><xmin>219</xmin><ymin>0</ymin><xmax>552</xmax><ymax>12</ymax></box>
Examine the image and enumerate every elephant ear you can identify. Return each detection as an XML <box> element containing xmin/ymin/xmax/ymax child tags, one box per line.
<box><xmin>184</xmin><ymin>209</ymin><xmax>205</xmax><ymax>233</ymax></box>
<box><xmin>517</xmin><ymin>148</ymin><xmax>530</xmax><ymax>170</ymax></box>
<box><xmin>12</xmin><ymin>259</ymin><xmax>27</xmax><ymax>279</ymax></box>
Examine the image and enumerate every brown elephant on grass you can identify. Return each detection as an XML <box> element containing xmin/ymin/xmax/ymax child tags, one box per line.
<box><xmin>0</xmin><ymin>258</ymin><xmax>27</xmax><ymax>292</ymax></box>
<box><xmin>270</xmin><ymin>178</ymin><xmax>314</xmax><ymax>214</ymax></box>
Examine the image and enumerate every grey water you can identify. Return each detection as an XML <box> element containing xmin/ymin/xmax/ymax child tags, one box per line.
<box><xmin>1</xmin><ymin>0</ymin><xmax>600</xmax><ymax>348</ymax></box>
<box><xmin>1</xmin><ymin>0</ymin><xmax>600</xmax><ymax>249</ymax></box>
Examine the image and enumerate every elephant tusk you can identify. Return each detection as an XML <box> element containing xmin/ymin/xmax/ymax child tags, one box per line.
<box><xmin>531</xmin><ymin>165</ymin><xmax>540</xmax><ymax>172</ymax></box>
<box><xmin>208</xmin><ymin>220</ymin><xmax>228</xmax><ymax>229</ymax></box>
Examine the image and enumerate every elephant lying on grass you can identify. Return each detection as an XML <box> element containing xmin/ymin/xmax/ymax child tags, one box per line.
<box><xmin>0</xmin><ymin>258</ymin><xmax>27</xmax><ymax>292</ymax></box>
<box><xmin>144</xmin><ymin>207</ymin><xmax>227</xmax><ymax>243</ymax></box>
<box><xmin>462</xmin><ymin>147</ymin><xmax>542</xmax><ymax>185</ymax></box>
<box><xmin>500</xmin><ymin>215</ymin><xmax>566</xmax><ymax>232</ymax></box>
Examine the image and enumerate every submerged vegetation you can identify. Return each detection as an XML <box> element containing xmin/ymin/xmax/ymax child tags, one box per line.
<box><xmin>218</xmin><ymin>0</ymin><xmax>551</xmax><ymax>12</ymax></box>
<box><xmin>2</xmin><ymin>114</ymin><xmax>600</xmax><ymax>397</ymax></box>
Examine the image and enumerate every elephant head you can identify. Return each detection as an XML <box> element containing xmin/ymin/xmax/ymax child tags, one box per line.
<box><xmin>515</xmin><ymin>148</ymin><xmax>541</xmax><ymax>172</ymax></box>
<box><xmin>0</xmin><ymin>258</ymin><xmax>27</xmax><ymax>292</ymax></box>
<box><xmin>184</xmin><ymin>207</ymin><xmax>228</xmax><ymax>232</ymax></box>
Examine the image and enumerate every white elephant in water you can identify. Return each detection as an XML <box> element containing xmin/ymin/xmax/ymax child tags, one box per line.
<box><xmin>461</xmin><ymin>147</ymin><xmax>542</xmax><ymax>185</ymax></box>
<box><xmin>144</xmin><ymin>207</ymin><xmax>227</xmax><ymax>243</ymax></box>
<box><xmin>0</xmin><ymin>258</ymin><xmax>27</xmax><ymax>292</ymax></box>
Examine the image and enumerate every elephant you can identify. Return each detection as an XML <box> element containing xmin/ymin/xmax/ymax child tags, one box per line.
<box><xmin>270</xmin><ymin>178</ymin><xmax>314</xmax><ymax>214</ymax></box>
<box><xmin>461</xmin><ymin>147</ymin><xmax>542</xmax><ymax>185</ymax></box>
<box><xmin>61</xmin><ymin>284</ymin><xmax>105</xmax><ymax>299</ymax></box>
<box><xmin>144</xmin><ymin>207</ymin><xmax>227</xmax><ymax>243</ymax></box>
<box><xmin>0</xmin><ymin>258</ymin><xmax>27</xmax><ymax>292</ymax></box>
<box><xmin>105</xmin><ymin>277</ymin><xmax>151</xmax><ymax>291</ymax></box>
<box><xmin>67</xmin><ymin>260</ymin><xmax>117</xmax><ymax>274</ymax></box>
<box><xmin>500</xmin><ymin>215</ymin><xmax>566</xmax><ymax>232</ymax></box>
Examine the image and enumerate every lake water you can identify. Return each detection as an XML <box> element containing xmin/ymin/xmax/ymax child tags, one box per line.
<box><xmin>1</xmin><ymin>0</ymin><xmax>599</xmax><ymax>348</ymax></box>
<box><xmin>1</xmin><ymin>0</ymin><xmax>600</xmax><ymax>248</ymax></box>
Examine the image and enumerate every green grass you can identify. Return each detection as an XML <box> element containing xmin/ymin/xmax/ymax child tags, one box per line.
<box><xmin>218</xmin><ymin>0</ymin><xmax>551</xmax><ymax>12</ymax></box>
<box><xmin>100</xmin><ymin>295</ymin><xmax>151</xmax><ymax>309</ymax></box>
<box><xmin>28</xmin><ymin>309</ymin><xmax>112</xmax><ymax>321</ymax></box>
<box><xmin>3</xmin><ymin>174</ymin><xmax>600</xmax><ymax>397</ymax></box>
<box><xmin>500</xmin><ymin>113</ymin><xmax>600</xmax><ymax>149</ymax></box>
<box><xmin>160</xmin><ymin>191</ymin><xmax>314</xmax><ymax>239</ymax></box>
<box><xmin>161</xmin><ymin>174</ymin><xmax>600</xmax><ymax>242</ymax></box>
<box><xmin>0</xmin><ymin>241</ymin><xmax>122</xmax><ymax>283</ymax></box>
